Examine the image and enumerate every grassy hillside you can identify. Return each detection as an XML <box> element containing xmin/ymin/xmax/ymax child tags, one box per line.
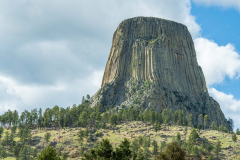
<box><xmin>1</xmin><ymin>121</ymin><xmax>239</xmax><ymax>159</ymax></box>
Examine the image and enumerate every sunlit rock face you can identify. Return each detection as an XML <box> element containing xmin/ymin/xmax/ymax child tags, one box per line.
<box><xmin>90</xmin><ymin>17</ymin><xmax>231</xmax><ymax>130</ymax></box>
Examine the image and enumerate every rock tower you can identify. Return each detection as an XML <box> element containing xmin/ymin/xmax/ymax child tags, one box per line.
<box><xmin>90</xmin><ymin>17</ymin><xmax>231</xmax><ymax>130</ymax></box>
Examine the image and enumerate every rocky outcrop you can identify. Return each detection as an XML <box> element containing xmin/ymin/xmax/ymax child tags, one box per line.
<box><xmin>90</xmin><ymin>17</ymin><xmax>231</xmax><ymax>130</ymax></box>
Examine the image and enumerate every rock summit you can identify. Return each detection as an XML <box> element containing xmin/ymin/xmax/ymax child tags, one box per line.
<box><xmin>90</xmin><ymin>17</ymin><xmax>231</xmax><ymax>130</ymax></box>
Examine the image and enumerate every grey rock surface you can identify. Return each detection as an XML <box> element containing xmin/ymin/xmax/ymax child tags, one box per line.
<box><xmin>90</xmin><ymin>17</ymin><xmax>231</xmax><ymax>130</ymax></box>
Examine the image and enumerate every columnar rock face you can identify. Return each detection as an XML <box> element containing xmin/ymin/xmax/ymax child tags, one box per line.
<box><xmin>90</xmin><ymin>17</ymin><xmax>231</xmax><ymax>130</ymax></box>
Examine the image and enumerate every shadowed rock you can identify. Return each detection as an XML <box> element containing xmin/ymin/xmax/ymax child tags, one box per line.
<box><xmin>90</xmin><ymin>17</ymin><xmax>231</xmax><ymax>130</ymax></box>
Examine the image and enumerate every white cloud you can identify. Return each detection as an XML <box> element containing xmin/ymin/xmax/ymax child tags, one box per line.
<box><xmin>0</xmin><ymin>0</ymin><xmax>202</xmax><ymax>114</ymax></box>
<box><xmin>195</xmin><ymin>38</ymin><xmax>240</xmax><ymax>86</ymax></box>
<box><xmin>209</xmin><ymin>88</ymin><xmax>240</xmax><ymax>130</ymax></box>
<box><xmin>0</xmin><ymin>70</ymin><xmax>103</xmax><ymax>114</ymax></box>
<box><xmin>193</xmin><ymin>0</ymin><xmax>240</xmax><ymax>11</ymax></box>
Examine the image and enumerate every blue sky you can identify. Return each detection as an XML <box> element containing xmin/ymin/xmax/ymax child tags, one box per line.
<box><xmin>192</xmin><ymin>3</ymin><xmax>240</xmax><ymax>97</ymax></box>
<box><xmin>0</xmin><ymin>0</ymin><xmax>239</xmax><ymax>131</ymax></box>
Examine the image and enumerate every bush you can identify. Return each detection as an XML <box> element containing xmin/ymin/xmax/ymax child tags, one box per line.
<box><xmin>37</xmin><ymin>145</ymin><xmax>61</xmax><ymax>160</ymax></box>
<box><xmin>155</xmin><ymin>142</ymin><xmax>185</xmax><ymax>160</ymax></box>
<box><xmin>95</xmin><ymin>131</ymin><xmax>99</xmax><ymax>136</ymax></box>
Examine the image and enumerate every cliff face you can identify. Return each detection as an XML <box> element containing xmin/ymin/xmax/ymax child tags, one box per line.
<box><xmin>90</xmin><ymin>17</ymin><xmax>231</xmax><ymax>130</ymax></box>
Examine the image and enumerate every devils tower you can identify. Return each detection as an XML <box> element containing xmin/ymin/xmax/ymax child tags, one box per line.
<box><xmin>90</xmin><ymin>17</ymin><xmax>231</xmax><ymax>129</ymax></box>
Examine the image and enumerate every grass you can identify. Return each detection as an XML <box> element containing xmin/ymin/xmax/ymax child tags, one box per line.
<box><xmin>1</xmin><ymin>122</ymin><xmax>240</xmax><ymax>159</ymax></box>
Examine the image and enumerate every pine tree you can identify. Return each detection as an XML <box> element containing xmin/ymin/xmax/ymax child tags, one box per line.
<box><xmin>184</xmin><ymin>126</ymin><xmax>187</xmax><ymax>141</ymax></box>
<box><xmin>197</xmin><ymin>124</ymin><xmax>202</xmax><ymax>133</ymax></box>
<box><xmin>19</xmin><ymin>145</ymin><xmax>30</xmax><ymax>160</ymax></box>
<box><xmin>152</xmin><ymin>140</ymin><xmax>158</xmax><ymax>155</ymax></box>
<box><xmin>0</xmin><ymin>145</ymin><xmax>7</xmax><ymax>160</ymax></box>
<box><xmin>37</xmin><ymin>145</ymin><xmax>61</xmax><ymax>160</ymax></box>
<box><xmin>43</xmin><ymin>132</ymin><xmax>51</xmax><ymax>146</ymax></box>
<box><xmin>188</xmin><ymin>114</ymin><xmax>193</xmax><ymax>127</ymax></box>
<box><xmin>199</xmin><ymin>114</ymin><xmax>203</xmax><ymax>129</ymax></box>
<box><xmin>192</xmin><ymin>146</ymin><xmax>200</xmax><ymax>158</ymax></box>
<box><xmin>232</xmin><ymin>134</ymin><xmax>237</xmax><ymax>149</ymax></box>
<box><xmin>210</xmin><ymin>121</ymin><xmax>217</xmax><ymax>130</ymax></box>
<box><xmin>204</xmin><ymin>115</ymin><xmax>210</xmax><ymax>130</ymax></box>
<box><xmin>213</xmin><ymin>140</ymin><xmax>221</xmax><ymax>160</ymax></box>
<box><xmin>176</xmin><ymin>132</ymin><xmax>181</xmax><ymax>145</ymax></box>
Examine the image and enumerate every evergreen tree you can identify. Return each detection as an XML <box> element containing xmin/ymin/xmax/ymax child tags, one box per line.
<box><xmin>184</xmin><ymin>126</ymin><xmax>187</xmax><ymax>141</ymax></box>
<box><xmin>115</xmin><ymin>138</ymin><xmax>132</xmax><ymax>159</ymax></box>
<box><xmin>176</xmin><ymin>132</ymin><xmax>181</xmax><ymax>145</ymax></box>
<box><xmin>131</xmin><ymin>137</ymin><xmax>140</xmax><ymax>156</ymax></box>
<box><xmin>160</xmin><ymin>141</ymin><xmax>166</xmax><ymax>152</ymax></box>
<box><xmin>232</xmin><ymin>134</ymin><xmax>237</xmax><ymax>149</ymax></box>
<box><xmin>110</xmin><ymin>114</ymin><xmax>118</xmax><ymax>127</ymax></box>
<box><xmin>199</xmin><ymin>114</ymin><xmax>203</xmax><ymax>129</ymax></box>
<box><xmin>79</xmin><ymin>111</ymin><xmax>89</xmax><ymax>127</ymax></box>
<box><xmin>162</xmin><ymin>109</ymin><xmax>169</xmax><ymax>128</ymax></box>
<box><xmin>197</xmin><ymin>124</ymin><xmax>202</xmax><ymax>133</ymax></box>
<box><xmin>43</xmin><ymin>132</ymin><xmax>51</xmax><ymax>145</ymax></box>
<box><xmin>236</xmin><ymin>128</ymin><xmax>240</xmax><ymax>135</ymax></box>
<box><xmin>210</xmin><ymin>121</ymin><xmax>217</xmax><ymax>130</ymax></box>
<box><xmin>78</xmin><ymin>130</ymin><xmax>84</xmax><ymax>143</ymax></box>
<box><xmin>204</xmin><ymin>115</ymin><xmax>210</xmax><ymax>130</ymax></box>
<box><xmin>155</xmin><ymin>141</ymin><xmax>185</xmax><ymax>160</ymax></box>
<box><xmin>82</xmin><ymin>96</ymin><xmax>85</xmax><ymax>104</ymax></box>
<box><xmin>84</xmin><ymin>128</ymin><xmax>89</xmax><ymax>138</ymax></box>
<box><xmin>192</xmin><ymin>146</ymin><xmax>200</xmax><ymax>158</ymax></box>
<box><xmin>19</xmin><ymin>145</ymin><xmax>30</xmax><ymax>160</ymax></box>
<box><xmin>0</xmin><ymin>127</ymin><xmax>3</xmax><ymax>140</ymax></box>
<box><xmin>188</xmin><ymin>114</ymin><xmax>193</xmax><ymax>127</ymax></box>
<box><xmin>152</xmin><ymin>140</ymin><xmax>158</xmax><ymax>155</ymax></box>
<box><xmin>37</xmin><ymin>145</ymin><xmax>61</xmax><ymax>160</ymax></box>
<box><xmin>86</xmin><ymin>94</ymin><xmax>90</xmax><ymax>100</ymax></box>
<box><xmin>62</xmin><ymin>152</ymin><xmax>68</xmax><ymax>160</ymax></box>
<box><xmin>213</xmin><ymin>140</ymin><xmax>221</xmax><ymax>160</ymax></box>
<box><xmin>0</xmin><ymin>145</ymin><xmax>7</xmax><ymax>160</ymax></box>
<box><xmin>11</xmin><ymin>125</ymin><xmax>17</xmax><ymax>135</ymax></box>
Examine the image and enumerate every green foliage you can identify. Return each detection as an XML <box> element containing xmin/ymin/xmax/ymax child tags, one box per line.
<box><xmin>154</xmin><ymin>122</ymin><xmax>161</xmax><ymax>133</ymax></box>
<box><xmin>0</xmin><ymin>127</ymin><xmax>3</xmax><ymax>139</ymax></box>
<box><xmin>110</xmin><ymin>114</ymin><xmax>118</xmax><ymax>127</ymax></box>
<box><xmin>78</xmin><ymin>130</ymin><xmax>84</xmax><ymax>143</ymax></box>
<box><xmin>199</xmin><ymin>114</ymin><xmax>203</xmax><ymax>129</ymax></box>
<box><xmin>37</xmin><ymin>145</ymin><xmax>61</xmax><ymax>160</ymax></box>
<box><xmin>236</xmin><ymin>128</ymin><xmax>240</xmax><ymax>135</ymax></box>
<box><xmin>143</xmin><ymin>136</ymin><xmax>150</xmax><ymax>148</ymax></box>
<box><xmin>84</xmin><ymin>128</ymin><xmax>89</xmax><ymax>138</ymax></box>
<box><xmin>160</xmin><ymin>141</ymin><xmax>167</xmax><ymax>152</ymax></box>
<box><xmin>213</xmin><ymin>140</ymin><xmax>221</xmax><ymax>159</ymax></box>
<box><xmin>155</xmin><ymin>142</ymin><xmax>185</xmax><ymax>160</ymax></box>
<box><xmin>19</xmin><ymin>145</ymin><xmax>30</xmax><ymax>160</ymax></box>
<box><xmin>0</xmin><ymin>145</ymin><xmax>7</xmax><ymax>160</ymax></box>
<box><xmin>207</xmin><ymin>155</ymin><xmax>214</xmax><ymax>160</ymax></box>
<box><xmin>152</xmin><ymin>140</ymin><xmax>158</xmax><ymax>155</ymax></box>
<box><xmin>204</xmin><ymin>115</ymin><xmax>210</xmax><ymax>130</ymax></box>
<box><xmin>206</xmin><ymin>144</ymin><xmax>214</xmax><ymax>153</ymax></box>
<box><xmin>176</xmin><ymin>132</ymin><xmax>181</xmax><ymax>145</ymax></box>
<box><xmin>210</xmin><ymin>121</ymin><xmax>217</xmax><ymax>130</ymax></box>
<box><xmin>11</xmin><ymin>125</ymin><xmax>17</xmax><ymax>135</ymax></box>
<box><xmin>43</xmin><ymin>132</ymin><xmax>51</xmax><ymax>145</ymax></box>
<box><xmin>95</xmin><ymin>131</ymin><xmax>99</xmax><ymax>137</ymax></box>
<box><xmin>192</xmin><ymin>146</ymin><xmax>200</xmax><ymax>158</ymax></box>
<box><xmin>197</xmin><ymin>124</ymin><xmax>202</xmax><ymax>132</ymax></box>
<box><xmin>189</xmin><ymin>128</ymin><xmax>199</xmax><ymax>142</ymax></box>
<box><xmin>188</xmin><ymin>114</ymin><xmax>193</xmax><ymax>127</ymax></box>
<box><xmin>131</xmin><ymin>137</ymin><xmax>140</xmax><ymax>155</ymax></box>
<box><xmin>62</xmin><ymin>152</ymin><xmax>68</xmax><ymax>160</ymax></box>
<box><xmin>232</xmin><ymin>133</ymin><xmax>237</xmax><ymax>148</ymax></box>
